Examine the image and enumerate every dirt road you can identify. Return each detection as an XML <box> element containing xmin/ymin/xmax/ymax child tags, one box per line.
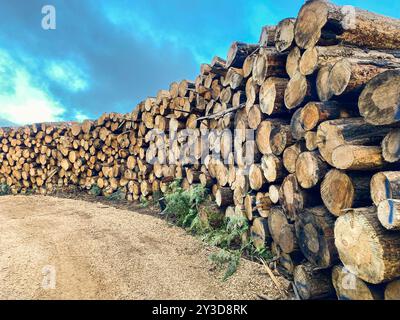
<box><xmin>0</xmin><ymin>195</ymin><xmax>285</xmax><ymax>300</ymax></box>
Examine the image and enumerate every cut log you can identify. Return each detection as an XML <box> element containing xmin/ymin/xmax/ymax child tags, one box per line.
<box><xmin>359</xmin><ymin>70</ymin><xmax>400</xmax><ymax>125</ymax></box>
<box><xmin>259</xmin><ymin>25</ymin><xmax>276</xmax><ymax>47</ymax></box>
<box><xmin>335</xmin><ymin>206</ymin><xmax>400</xmax><ymax>284</ymax></box>
<box><xmin>316</xmin><ymin>117</ymin><xmax>392</xmax><ymax>166</ymax></box>
<box><xmin>332</xmin><ymin>145</ymin><xmax>387</xmax><ymax>171</ymax></box>
<box><xmin>382</xmin><ymin>129</ymin><xmax>400</xmax><ymax>163</ymax></box>
<box><xmin>385</xmin><ymin>279</ymin><xmax>400</xmax><ymax>300</ymax></box>
<box><xmin>215</xmin><ymin>187</ymin><xmax>234</xmax><ymax>207</ymax></box>
<box><xmin>295</xmin><ymin>151</ymin><xmax>329</xmax><ymax>189</ymax></box>
<box><xmin>279</xmin><ymin>174</ymin><xmax>320</xmax><ymax>221</ymax></box>
<box><xmin>259</xmin><ymin>77</ymin><xmax>288</xmax><ymax>116</ymax></box>
<box><xmin>283</xmin><ymin>141</ymin><xmax>307</xmax><ymax>174</ymax></box>
<box><xmin>284</xmin><ymin>72</ymin><xmax>315</xmax><ymax>110</ymax></box>
<box><xmin>294</xmin><ymin>263</ymin><xmax>335</xmax><ymax>300</ymax></box>
<box><xmin>268</xmin><ymin>206</ymin><xmax>288</xmax><ymax>243</ymax></box>
<box><xmin>286</xmin><ymin>47</ymin><xmax>301</xmax><ymax>78</ymax></box>
<box><xmin>294</xmin><ymin>0</ymin><xmax>400</xmax><ymax>50</ymax></box>
<box><xmin>249</xmin><ymin>164</ymin><xmax>266</xmax><ymax>191</ymax></box>
<box><xmin>304</xmin><ymin>131</ymin><xmax>318</xmax><ymax>151</ymax></box>
<box><xmin>244</xmin><ymin>194</ymin><xmax>259</xmax><ymax>221</ymax></box>
<box><xmin>290</xmin><ymin>101</ymin><xmax>353</xmax><ymax>140</ymax></box>
<box><xmin>226</xmin><ymin>42</ymin><xmax>259</xmax><ymax>69</ymax></box>
<box><xmin>321</xmin><ymin>169</ymin><xmax>371</xmax><ymax>216</ymax></box>
<box><xmin>255</xmin><ymin>192</ymin><xmax>273</xmax><ymax>218</ymax></box>
<box><xmin>370</xmin><ymin>171</ymin><xmax>400</xmax><ymax>205</ymax></box>
<box><xmin>270</xmin><ymin>125</ymin><xmax>293</xmax><ymax>156</ymax></box>
<box><xmin>377</xmin><ymin>199</ymin><xmax>400</xmax><ymax>231</ymax></box>
<box><xmin>300</xmin><ymin>45</ymin><xmax>400</xmax><ymax>77</ymax></box>
<box><xmin>256</xmin><ymin>119</ymin><xmax>288</xmax><ymax>155</ymax></box>
<box><xmin>316</xmin><ymin>64</ymin><xmax>333</xmax><ymax>102</ymax></box>
<box><xmin>279</xmin><ymin>223</ymin><xmax>299</xmax><ymax>254</ymax></box>
<box><xmin>295</xmin><ymin>206</ymin><xmax>338</xmax><ymax>268</ymax></box>
<box><xmin>274</xmin><ymin>18</ymin><xmax>296</xmax><ymax>53</ymax></box>
<box><xmin>268</xmin><ymin>185</ymin><xmax>280</xmax><ymax>204</ymax></box>
<box><xmin>250</xmin><ymin>217</ymin><xmax>271</xmax><ymax>250</ymax></box>
<box><xmin>332</xmin><ymin>265</ymin><xmax>384</xmax><ymax>300</ymax></box>
<box><xmin>261</xmin><ymin>154</ymin><xmax>285</xmax><ymax>183</ymax></box>
<box><xmin>327</xmin><ymin>58</ymin><xmax>400</xmax><ymax>101</ymax></box>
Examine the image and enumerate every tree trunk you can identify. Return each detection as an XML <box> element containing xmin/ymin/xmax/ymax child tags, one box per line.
<box><xmin>226</xmin><ymin>42</ymin><xmax>259</xmax><ymax>68</ymax></box>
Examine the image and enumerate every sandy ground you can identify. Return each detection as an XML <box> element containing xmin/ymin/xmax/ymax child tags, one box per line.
<box><xmin>0</xmin><ymin>195</ymin><xmax>287</xmax><ymax>300</ymax></box>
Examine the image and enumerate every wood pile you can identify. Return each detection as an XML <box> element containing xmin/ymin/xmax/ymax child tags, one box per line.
<box><xmin>1</xmin><ymin>0</ymin><xmax>400</xmax><ymax>300</ymax></box>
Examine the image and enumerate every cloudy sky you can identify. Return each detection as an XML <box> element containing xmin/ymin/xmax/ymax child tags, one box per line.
<box><xmin>0</xmin><ymin>0</ymin><xmax>399</xmax><ymax>126</ymax></box>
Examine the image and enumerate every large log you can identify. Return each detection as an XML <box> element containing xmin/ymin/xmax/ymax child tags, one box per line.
<box><xmin>321</xmin><ymin>169</ymin><xmax>371</xmax><ymax>216</ymax></box>
<box><xmin>316</xmin><ymin>118</ymin><xmax>391</xmax><ymax>166</ymax></box>
<box><xmin>295</xmin><ymin>206</ymin><xmax>338</xmax><ymax>268</ymax></box>
<box><xmin>332</xmin><ymin>145</ymin><xmax>388</xmax><ymax>171</ymax></box>
<box><xmin>226</xmin><ymin>42</ymin><xmax>259</xmax><ymax>69</ymax></box>
<box><xmin>284</xmin><ymin>72</ymin><xmax>315</xmax><ymax>110</ymax></box>
<box><xmin>295</xmin><ymin>151</ymin><xmax>329</xmax><ymax>189</ymax></box>
<box><xmin>358</xmin><ymin>70</ymin><xmax>400</xmax><ymax>125</ymax></box>
<box><xmin>290</xmin><ymin>101</ymin><xmax>353</xmax><ymax>140</ymax></box>
<box><xmin>335</xmin><ymin>207</ymin><xmax>400</xmax><ymax>284</ymax></box>
<box><xmin>332</xmin><ymin>265</ymin><xmax>384</xmax><ymax>300</ymax></box>
<box><xmin>300</xmin><ymin>45</ymin><xmax>400</xmax><ymax>77</ymax></box>
<box><xmin>294</xmin><ymin>263</ymin><xmax>335</xmax><ymax>300</ymax></box>
<box><xmin>294</xmin><ymin>0</ymin><xmax>400</xmax><ymax>50</ymax></box>
<box><xmin>279</xmin><ymin>174</ymin><xmax>320</xmax><ymax>221</ymax></box>
<box><xmin>250</xmin><ymin>217</ymin><xmax>271</xmax><ymax>250</ymax></box>
<box><xmin>259</xmin><ymin>77</ymin><xmax>288</xmax><ymax>116</ymax></box>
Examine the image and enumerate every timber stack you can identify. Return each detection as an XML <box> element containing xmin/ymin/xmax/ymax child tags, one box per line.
<box><xmin>1</xmin><ymin>0</ymin><xmax>400</xmax><ymax>300</ymax></box>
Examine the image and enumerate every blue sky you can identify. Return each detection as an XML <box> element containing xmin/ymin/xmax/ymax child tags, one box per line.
<box><xmin>0</xmin><ymin>0</ymin><xmax>399</xmax><ymax>126</ymax></box>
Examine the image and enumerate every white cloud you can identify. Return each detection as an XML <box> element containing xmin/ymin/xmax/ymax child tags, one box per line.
<box><xmin>46</xmin><ymin>60</ymin><xmax>89</xmax><ymax>92</ymax></box>
<box><xmin>0</xmin><ymin>50</ymin><xmax>66</xmax><ymax>125</ymax></box>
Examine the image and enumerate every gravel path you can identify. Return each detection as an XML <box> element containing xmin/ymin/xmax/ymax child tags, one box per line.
<box><xmin>0</xmin><ymin>195</ymin><xmax>286</xmax><ymax>300</ymax></box>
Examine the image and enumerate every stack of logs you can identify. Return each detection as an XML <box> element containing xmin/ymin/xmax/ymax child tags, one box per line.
<box><xmin>1</xmin><ymin>0</ymin><xmax>400</xmax><ymax>300</ymax></box>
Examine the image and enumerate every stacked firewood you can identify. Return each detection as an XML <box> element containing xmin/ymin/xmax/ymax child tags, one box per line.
<box><xmin>1</xmin><ymin>0</ymin><xmax>400</xmax><ymax>300</ymax></box>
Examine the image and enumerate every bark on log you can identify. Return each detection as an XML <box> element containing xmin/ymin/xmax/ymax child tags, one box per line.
<box><xmin>294</xmin><ymin>0</ymin><xmax>400</xmax><ymax>50</ymax></box>
<box><xmin>316</xmin><ymin>117</ymin><xmax>391</xmax><ymax>166</ymax></box>
<box><xmin>226</xmin><ymin>42</ymin><xmax>259</xmax><ymax>69</ymax></box>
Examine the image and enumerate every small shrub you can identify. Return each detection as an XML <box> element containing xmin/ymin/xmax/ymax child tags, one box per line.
<box><xmin>89</xmin><ymin>184</ymin><xmax>102</xmax><ymax>196</ymax></box>
<box><xmin>209</xmin><ymin>249</ymin><xmax>241</xmax><ymax>281</ymax></box>
<box><xmin>0</xmin><ymin>184</ymin><xmax>10</xmax><ymax>196</ymax></box>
